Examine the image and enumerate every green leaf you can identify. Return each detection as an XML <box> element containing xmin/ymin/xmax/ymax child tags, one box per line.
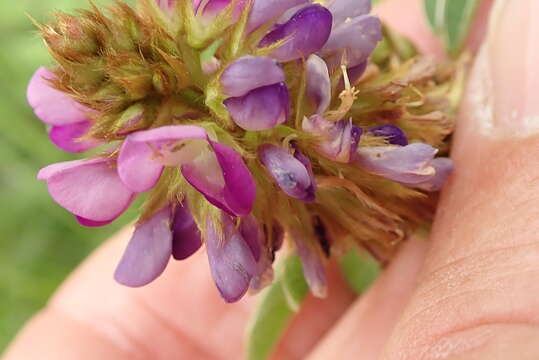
<box><xmin>339</xmin><ymin>248</ymin><xmax>380</xmax><ymax>294</ymax></box>
<box><xmin>281</xmin><ymin>255</ymin><xmax>309</xmax><ymax>311</ymax></box>
<box><xmin>424</xmin><ymin>0</ymin><xmax>480</xmax><ymax>55</ymax></box>
<box><xmin>246</xmin><ymin>255</ymin><xmax>309</xmax><ymax>360</ymax></box>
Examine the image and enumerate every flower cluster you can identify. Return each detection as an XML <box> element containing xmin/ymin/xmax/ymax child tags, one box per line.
<box><xmin>29</xmin><ymin>0</ymin><xmax>457</xmax><ymax>302</ymax></box>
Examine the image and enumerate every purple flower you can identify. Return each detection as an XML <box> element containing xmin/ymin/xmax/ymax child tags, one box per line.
<box><xmin>221</xmin><ymin>56</ymin><xmax>285</xmax><ymax>97</ymax></box>
<box><xmin>171</xmin><ymin>203</ymin><xmax>203</xmax><ymax>260</ymax></box>
<box><xmin>302</xmin><ymin>115</ymin><xmax>362</xmax><ymax>163</ymax></box>
<box><xmin>321</xmin><ymin>0</ymin><xmax>382</xmax><ymax>68</ymax></box>
<box><xmin>291</xmin><ymin>231</ymin><xmax>327</xmax><ymax>298</ymax></box>
<box><xmin>37</xmin><ymin>158</ymin><xmax>135</xmax><ymax>223</ymax></box>
<box><xmin>194</xmin><ymin>0</ymin><xmax>248</xmax><ymax>19</ymax></box>
<box><xmin>259</xmin><ymin>5</ymin><xmax>333</xmax><ymax>62</ymax></box>
<box><xmin>114</xmin><ymin>207</ymin><xmax>173</xmax><ymax>287</ymax></box>
<box><xmin>258</xmin><ymin>144</ymin><xmax>316</xmax><ymax>202</ymax></box>
<box><xmin>27</xmin><ymin>67</ymin><xmax>100</xmax><ymax>153</ymax></box>
<box><xmin>118</xmin><ymin>125</ymin><xmax>256</xmax><ymax>216</ymax></box>
<box><xmin>246</xmin><ymin>0</ymin><xmax>308</xmax><ymax>32</ymax></box>
<box><xmin>114</xmin><ymin>203</ymin><xmax>202</xmax><ymax>287</ymax></box>
<box><xmin>306</xmin><ymin>54</ymin><xmax>331</xmax><ymax>114</ymax></box>
<box><xmin>368</xmin><ymin>125</ymin><xmax>409</xmax><ymax>146</ymax></box>
<box><xmin>412</xmin><ymin>157</ymin><xmax>453</xmax><ymax>192</ymax></box>
<box><xmin>221</xmin><ymin>56</ymin><xmax>290</xmax><ymax>130</ymax></box>
<box><xmin>355</xmin><ymin>143</ymin><xmax>453</xmax><ymax>191</ymax></box>
<box><xmin>224</xmin><ymin>82</ymin><xmax>290</xmax><ymax>131</ymax></box>
<box><xmin>206</xmin><ymin>213</ymin><xmax>260</xmax><ymax>302</ymax></box>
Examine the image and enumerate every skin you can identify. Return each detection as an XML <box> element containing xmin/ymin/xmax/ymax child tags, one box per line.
<box><xmin>7</xmin><ymin>0</ymin><xmax>539</xmax><ymax>358</ymax></box>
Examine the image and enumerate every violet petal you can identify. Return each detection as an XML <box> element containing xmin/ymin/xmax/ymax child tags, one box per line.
<box><xmin>38</xmin><ymin>158</ymin><xmax>135</xmax><ymax>222</ymax></box>
<box><xmin>224</xmin><ymin>82</ymin><xmax>290</xmax><ymax>131</ymax></box>
<box><xmin>247</xmin><ymin>0</ymin><xmax>308</xmax><ymax>32</ymax></box>
<box><xmin>326</xmin><ymin>0</ymin><xmax>371</xmax><ymax>26</ymax></box>
<box><xmin>27</xmin><ymin>67</ymin><xmax>94</xmax><ymax>126</ymax></box>
<box><xmin>118</xmin><ymin>125</ymin><xmax>208</xmax><ymax>193</ymax></box>
<box><xmin>355</xmin><ymin>143</ymin><xmax>438</xmax><ymax>184</ymax></box>
<box><xmin>206</xmin><ymin>215</ymin><xmax>258</xmax><ymax>302</ymax></box>
<box><xmin>368</xmin><ymin>125</ymin><xmax>409</xmax><ymax>146</ymax></box>
<box><xmin>183</xmin><ymin>141</ymin><xmax>256</xmax><ymax>216</ymax></box>
<box><xmin>258</xmin><ymin>144</ymin><xmax>315</xmax><ymax>202</ymax></box>
<box><xmin>302</xmin><ymin>115</ymin><xmax>362</xmax><ymax>163</ymax></box>
<box><xmin>114</xmin><ymin>207</ymin><xmax>172</xmax><ymax>287</ymax></box>
<box><xmin>292</xmin><ymin>232</ymin><xmax>327</xmax><ymax>298</ymax></box>
<box><xmin>259</xmin><ymin>5</ymin><xmax>333</xmax><ymax>62</ymax></box>
<box><xmin>76</xmin><ymin>216</ymin><xmax>114</xmax><ymax>227</ymax></box>
<box><xmin>322</xmin><ymin>15</ymin><xmax>382</xmax><ymax>68</ymax></box>
<box><xmin>412</xmin><ymin>157</ymin><xmax>453</xmax><ymax>192</ymax></box>
<box><xmin>306</xmin><ymin>54</ymin><xmax>331</xmax><ymax>114</ymax></box>
<box><xmin>221</xmin><ymin>56</ymin><xmax>285</xmax><ymax>97</ymax></box>
<box><xmin>171</xmin><ymin>203</ymin><xmax>202</xmax><ymax>260</ymax></box>
<box><xmin>49</xmin><ymin>121</ymin><xmax>101</xmax><ymax>153</ymax></box>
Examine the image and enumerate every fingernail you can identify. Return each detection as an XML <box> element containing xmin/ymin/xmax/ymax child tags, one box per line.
<box><xmin>477</xmin><ymin>0</ymin><xmax>539</xmax><ymax>135</ymax></box>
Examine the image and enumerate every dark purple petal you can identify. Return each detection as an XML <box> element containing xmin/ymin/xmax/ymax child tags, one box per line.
<box><xmin>206</xmin><ymin>215</ymin><xmax>258</xmax><ymax>302</ymax></box>
<box><xmin>27</xmin><ymin>67</ymin><xmax>94</xmax><ymax>126</ymax></box>
<box><xmin>221</xmin><ymin>56</ymin><xmax>285</xmax><ymax>97</ymax></box>
<box><xmin>322</xmin><ymin>15</ymin><xmax>382</xmax><ymax>67</ymax></box>
<box><xmin>368</xmin><ymin>125</ymin><xmax>409</xmax><ymax>146</ymax></box>
<box><xmin>38</xmin><ymin>158</ymin><xmax>135</xmax><ymax>222</ymax></box>
<box><xmin>302</xmin><ymin>115</ymin><xmax>362</xmax><ymax>163</ymax></box>
<box><xmin>224</xmin><ymin>82</ymin><xmax>290</xmax><ymax>131</ymax></box>
<box><xmin>182</xmin><ymin>141</ymin><xmax>256</xmax><ymax>216</ymax></box>
<box><xmin>412</xmin><ymin>157</ymin><xmax>453</xmax><ymax>192</ymax></box>
<box><xmin>355</xmin><ymin>143</ymin><xmax>438</xmax><ymax>184</ymax></box>
<box><xmin>247</xmin><ymin>0</ymin><xmax>308</xmax><ymax>32</ymax></box>
<box><xmin>118</xmin><ymin>125</ymin><xmax>208</xmax><ymax>193</ymax></box>
<box><xmin>258</xmin><ymin>144</ymin><xmax>315</xmax><ymax>202</ymax></box>
<box><xmin>76</xmin><ymin>216</ymin><xmax>113</xmax><ymax>227</ymax></box>
<box><xmin>336</xmin><ymin>61</ymin><xmax>368</xmax><ymax>91</ymax></box>
<box><xmin>171</xmin><ymin>203</ymin><xmax>202</xmax><ymax>260</ymax></box>
<box><xmin>326</xmin><ymin>0</ymin><xmax>371</xmax><ymax>26</ymax></box>
<box><xmin>49</xmin><ymin>121</ymin><xmax>101</xmax><ymax>153</ymax></box>
<box><xmin>306</xmin><ymin>54</ymin><xmax>331</xmax><ymax>114</ymax></box>
<box><xmin>114</xmin><ymin>207</ymin><xmax>172</xmax><ymax>287</ymax></box>
<box><xmin>259</xmin><ymin>5</ymin><xmax>333</xmax><ymax>62</ymax></box>
<box><xmin>291</xmin><ymin>232</ymin><xmax>327</xmax><ymax>298</ymax></box>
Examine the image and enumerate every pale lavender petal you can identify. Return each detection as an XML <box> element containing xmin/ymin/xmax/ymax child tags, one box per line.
<box><xmin>198</xmin><ymin>0</ymin><xmax>248</xmax><ymax>18</ymax></box>
<box><xmin>221</xmin><ymin>56</ymin><xmax>285</xmax><ymax>97</ymax></box>
<box><xmin>206</xmin><ymin>215</ymin><xmax>258</xmax><ymax>302</ymax></box>
<box><xmin>49</xmin><ymin>121</ymin><xmax>101</xmax><ymax>153</ymax></box>
<box><xmin>183</xmin><ymin>141</ymin><xmax>256</xmax><ymax>216</ymax></box>
<box><xmin>412</xmin><ymin>157</ymin><xmax>453</xmax><ymax>192</ymax></box>
<box><xmin>306</xmin><ymin>54</ymin><xmax>331</xmax><ymax>114</ymax></box>
<box><xmin>239</xmin><ymin>215</ymin><xmax>262</xmax><ymax>262</ymax></box>
<box><xmin>224</xmin><ymin>82</ymin><xmax>289</xmax><ymax>131</ymax></box>
<box><xmin>302</xmin><ymin>115</ymin><xmax>362</xmax><ymax>163</ymax></box>
<box><xmin>292</xmin><ymin>232</ymin><xmax>327</xmax><ymax>298</ymax></box>
<box><xmin>114</xmin><ymin>207</ymin><xmax>172</xmax><ymax>287</ymax></box>
<box><xmin>247</xmin><ymin>0</ymin><xmax>308</xmax><ymax>32</ymax></box>
<box><xmin>258</xmin><ymin>144</ymin><xmax>315</xmax><ymax>202</ymax></box>
<box><xmin>38</xmin><ymin>158</ymin><xmax>135</xmax><ymax>222</ymax></box>
<box><xmin>356</xmin><ymin>143</ymin><xmax>438</xmax><ymax>184</ymax></box>
<box><xmin>322</xmin><ymin>15</ymin><xmax>382</xmax><ymax>67</ymax></box>
<box><xmin>76</xmin><ymin>216</ymin><xmax>113</xmax><ymax>227</ymax></box>
<box><xmin>27</xmin><ymin>67</ymin><xmax>94</xmax><ymax>126</ymax></box>
<box><xmin>259</xmin><ymin>5</ymin><xmax>333</xmax><ymax>62</ymax></box>
<box><xmin>368</xmin><ymin>125</ymin><xmax>408</xmax><ymax>146</ymax></box>
<box><xmin>118</xmin><ymin>125</ymin><xmax>207</xmax><ymax>193</ymax></box>
<box><xmin>326</xmin><ymin>0</ymin><xmax>371</xmax><ymax>26</ymax></box>
<box><xmin>171</xmin><ymin>203</ymin><xmax>202</xmax><ymax>260</ymax></box>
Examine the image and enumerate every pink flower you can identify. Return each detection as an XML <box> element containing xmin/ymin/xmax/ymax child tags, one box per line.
<box><xmin>27</xmin><ymin>67</ymin><xmax>100</xmax><ymax>153</ymax></box>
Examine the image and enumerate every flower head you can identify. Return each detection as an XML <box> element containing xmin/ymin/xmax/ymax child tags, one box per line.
<box><xmin>30</xmin><ymin>0</ymin><xmax>457</xmax><ymax>302</ymax></box>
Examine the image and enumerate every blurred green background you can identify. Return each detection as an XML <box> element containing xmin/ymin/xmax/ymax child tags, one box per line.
<box><xmin>0</xmin><ymin>0</ymin><xmax>135</xmax><ymax>351</ymax></box>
